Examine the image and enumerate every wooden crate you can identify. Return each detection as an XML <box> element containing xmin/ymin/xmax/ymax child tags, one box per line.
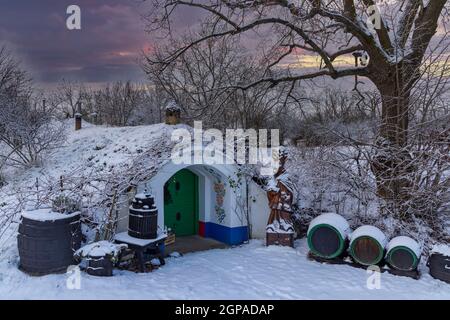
<box><xmin>266</xmin><ymin>232</ymin><xmax>294</xmax><ymax>248</ymax></box>
<box><xmin>165</xmin><ymin>233</ymin><xmax>176</xmax><ymax>246</ymax></box>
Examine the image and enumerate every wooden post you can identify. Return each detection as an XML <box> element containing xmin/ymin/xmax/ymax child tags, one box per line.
<box><xmin>75</xmin><ymin>102</ymin><xmax>82</xmax><ymax>130</ymax></box>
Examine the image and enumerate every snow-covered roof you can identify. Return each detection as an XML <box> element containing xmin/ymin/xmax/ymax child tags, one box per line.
<box><xmin>9</xmin><ymin>121</ymin><xmax>256</xmax><ymax>215</ymax></box>
<box><xmin>2</xmin><ymin>121</ymin><xmax>193</xmax><ymax>214</ymax></box>
<box><xmin>35</xmin><ymin>121</ymin><xmax>192</xmax><ymax>187</ymax></box>
<box><xmin>165</xmin><ymin>100</ymin><xmax>181</xmax><ymax>112</ymax></box>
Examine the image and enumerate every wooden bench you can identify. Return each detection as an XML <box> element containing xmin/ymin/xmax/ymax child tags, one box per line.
<box><xmin>114</xmin><ymin>232</ymin><xmax>167</xmax><ymax>272</ymax></box>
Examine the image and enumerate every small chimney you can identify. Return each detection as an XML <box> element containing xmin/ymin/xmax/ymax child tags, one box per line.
<box><xmin>165</xmin><ymin>100</ymin><xmax>181</xmax><ymax>125</ymax></box>
<box><xmin>75</xmin><ymin>102</ymin><xmax>82</xmax><ymax>131</ymax></box>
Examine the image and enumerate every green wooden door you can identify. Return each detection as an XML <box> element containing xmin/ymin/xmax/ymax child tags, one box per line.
<box><xmin>164</xmin><ymin>169</ymin><xmax>198</xmax><ymax>236</ymax></box>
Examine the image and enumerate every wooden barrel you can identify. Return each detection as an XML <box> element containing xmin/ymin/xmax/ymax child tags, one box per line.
<box><xmin>128</xmin><ymin>206</ymin><xmax>158</xmax><ymax>239</ymax></box>
<box><xmin>307</xmin><ymin>213</ymin><xmax>350</xmax><ymax>259</ymax></box>
<box><xmin>385</xmin><ymin>236</ymin><xmax>421</xmax><ymax>271</ymax></box>
<box><xmin>349</xmin><ymin>225</ymin><xmax>387</xmax><ymax>266</ymax></box>
<box><xmin>128</xmin><ymin>193</ymin><xmax>158</xmax><ymax>239</ymax></box>
<box><xmin>18</xmin><ymin>210</ymin><xmax>81</xmax><ymax>275</ymax></box>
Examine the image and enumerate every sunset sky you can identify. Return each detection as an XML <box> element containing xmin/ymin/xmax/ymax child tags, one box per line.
<box><xmin>0</xmin><ymin>0</ymin><xmax>201</xmax><ymax>87</ymax></box>
<box><xmin>1</xmin><ymin>1</ymin><xmax>445</xmax><ymax>89</ymax></box>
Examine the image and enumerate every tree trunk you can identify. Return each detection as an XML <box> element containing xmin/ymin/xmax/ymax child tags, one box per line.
<box><xmin>371</xmin><ymin>64</ymin><xmax>416</xmax><ymax>216</ymax></box>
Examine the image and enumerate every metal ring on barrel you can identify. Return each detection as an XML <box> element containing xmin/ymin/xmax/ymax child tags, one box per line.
<box><xmin>349</xmin><ymin>225</ymin><xmax>387</xmax><ymax>266</ymax></box>
<box><xmin>385</xmin><ymin>236</ymin><xmax>421</xmax><ymax>271</ymax></box>
<box><xmin>307</xmin><ymin>213</ymin><xmax>351</xmax><ymax>259</ymax></box>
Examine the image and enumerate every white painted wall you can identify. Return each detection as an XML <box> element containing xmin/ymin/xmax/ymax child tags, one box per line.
<box><xmin>124</xmin><ymin>162</ymin><xmax>240</xmax><ymax>232</ymax></box>
<box><xmin>116</xmin><ymin>192</ymin><xmax>134</xmax><ymax>233</ymax></box>
<box><xmin>115</xmin><ymin>160</ymin><xmax>269</xmax><ymax>239</ymax></box>
<box><xmin>248</xmin><ymin>180</ymin><xmax>270</xmax><ymax>239</ymax></box>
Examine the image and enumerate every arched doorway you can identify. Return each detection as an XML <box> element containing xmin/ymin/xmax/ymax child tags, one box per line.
<box><xmin>163</xmin><ymin>169</ymin><xmax>199</xmax><ymax>236</ymax></box>
<box><xmin>128</xmin><ymin>161</ymin><xmax>250</xmax><ymax>245</ymax></box>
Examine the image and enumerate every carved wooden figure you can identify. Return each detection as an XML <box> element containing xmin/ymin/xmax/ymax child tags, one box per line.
<box><xmin>266</xmin><ymin>150</ymin><xmax>295</xmax><ymax>247</ymax></box>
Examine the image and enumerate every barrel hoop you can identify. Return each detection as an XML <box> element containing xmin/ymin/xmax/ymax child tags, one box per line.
<box><xmin>350</xmin><ymin>235</ymin><xmax>384</xmax><ymax>265</ymax></box>
<box><xmin>129</xmin><ymin>213</ymin><xmax>145</xmax><ymax>218</ymax></box>
<box><xmin>128</xmin><ymin>228</ymin><xmax>149</xmax><ymax>235</ymax></box>
<box><xmin>387</xmin><ymin>245</ymin><xmax>418</xmax><ymax>270</ymax></box>
<box><xmin>307</xmin><ymin>223</ymin><xmax>344</xmax><ymax>259</ymax></box>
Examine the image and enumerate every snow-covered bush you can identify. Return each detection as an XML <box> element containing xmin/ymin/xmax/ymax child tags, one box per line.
<box><xmin>52</xmin><ymin>193</ymin><xmax>81</xmax><ymax>214</ymax></box>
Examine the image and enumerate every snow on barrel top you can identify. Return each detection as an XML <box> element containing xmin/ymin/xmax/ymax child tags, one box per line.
<box><xmin>21</xmin><ymin>208</ymin><xmax>80</xmax><ymax>222</ymax></box>
<box><xmin>349</xmin><ymin>225</ymin><xmax>387</xmax><ymax>247</ymax></box>
<box><xmin>386</xmin><ymin>236</ymin><xmax>422</xmax><ymax>258</ymax></box>
<box><xmin>307</xmin><ymin>212</ymin><xmax>351</xmax><ymax>239</ymax></box>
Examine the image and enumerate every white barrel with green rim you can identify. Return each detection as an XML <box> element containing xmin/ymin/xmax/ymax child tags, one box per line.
<box><xmin>385</xmin><ymin>236</ymin><xmax>421</xmax><ymax>271</ymax></box>
<box><xmin>307</xmin><ymin>213</ymin><xmax>351</xmax><ymax>259</ymax></box>
<box><xmin>349</xmin><ymin>225</ymin><xmax>387</xmax><ymax>266</ymax></box>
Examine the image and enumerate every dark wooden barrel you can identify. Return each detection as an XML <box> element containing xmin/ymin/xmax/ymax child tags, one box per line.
<box><xmin>350</xmin><ymin>225</ymin><xmax>387</xmax><ymax>266</ymax></box>
<box><xmin>18</xmin><ymin>211</ymin><xmax>81</xmax><ymax>275</ymax></box>
<box><xmin>386</xmin><ymin>236</ymin><xmax>421</xmax><ymax>271</ymax></box>
<box><xmin>428</xmin><ymin>253</ymin><xmax>450</xmax><ymax>284</ymax></box>
<box><xmin>128</xmin><ymin>193</ymin><xmax>158</xmax><ymax>239</ymax></box>
<box><xmin>86</xmin><ymin>255</ymin><xmax>114</xmax><ymax>277</ymax></box>
<box><xmin>307</xmin><ymin>213</ymin><xmax>350</xmax><ymax>259</ymax></box>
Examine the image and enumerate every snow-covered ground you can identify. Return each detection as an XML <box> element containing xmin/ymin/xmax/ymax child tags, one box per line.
<box><xmin>1</xmin><ymin>239</ymin><xmax>449</xmax><ymax>300</ymax></box>
<box><xmin>1</xmin><ymin>121</ymin><xmax>449</xmax><ymax>299</ymax></box>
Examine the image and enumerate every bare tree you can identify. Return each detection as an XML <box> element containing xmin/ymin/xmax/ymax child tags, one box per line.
<box><xmin>145</xmin><ymin>31</ymin><xmax>293</xmax><ymax>131</ymax></box>
<box><xmin>94</xmin><ymin>81</ymin><xmax>143</xmax><ymax>126</ymax></box>
<box><xmin>0</xmin><ymin>47</ymin><xmax>65</xmax><ymax>169</ymax></box>
<box><xmin>0</xmin><ymin>46</ymin><xmax>31</xmax><ymax>99</ymax></box>
<box><xmin>50</xmin><ymin>80</ymin><xmax>92</xmax><ymax>118</ymax></box>
<box><xmin>140</xmin><ymin>83</ymin><xmax>172</xmax><ymax>124</ymax></box>
<box><xmin>145</xmin><ymin>0</ymin><xmax>449</xmax><ymax>211</ymax></box>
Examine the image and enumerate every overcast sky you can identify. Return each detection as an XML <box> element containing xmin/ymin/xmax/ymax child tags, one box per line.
<box><xmin>0</xmin><ymin>0</ymin><xmax>201</xmax><ymax>87</ymax></box>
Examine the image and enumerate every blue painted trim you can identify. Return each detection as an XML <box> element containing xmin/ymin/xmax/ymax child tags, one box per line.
<box><xmin>158</xmin><ymin>242</ymin><xmax>165</xmax><ymax>255</ymax></box>
<box><xmin>203</xmin><ymin>222</ymin><xmax>248</xmax><ymax>245</ymax></box>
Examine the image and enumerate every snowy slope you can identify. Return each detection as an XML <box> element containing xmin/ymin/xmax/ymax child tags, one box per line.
<box><xmin>0</xmin><ymin>121</ymin><xmax>184</xmax><ymax>244</ymax></box>
<box><xmin>0</xmin><ymin>120</ymin><xmax>196</xmax><ymax>187</ymax></box>
<box><xmin>0</xmin><ymin>239</ymin><xmax>449</xmax><ymax>300</ymax></box>
<box><xmin>26</xmin><ymin>121</ymin><xmax>185</xmax><ymax>179</ymax></box>
<box><xmin>0</xmin><ymin>121</ymin><xmax>192</xmax><ymax>260</ymax></box>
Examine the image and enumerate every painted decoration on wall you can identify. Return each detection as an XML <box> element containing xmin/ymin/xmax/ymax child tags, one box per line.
<box><xmin>214</xmin><ymin>182</ymin><xmax>226</xmax><ymax>223</ymax></box>
<box><xmin>205</xmin><ymin>167</ymin><xmax>223</xmax><ymax>181</ymax></box>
